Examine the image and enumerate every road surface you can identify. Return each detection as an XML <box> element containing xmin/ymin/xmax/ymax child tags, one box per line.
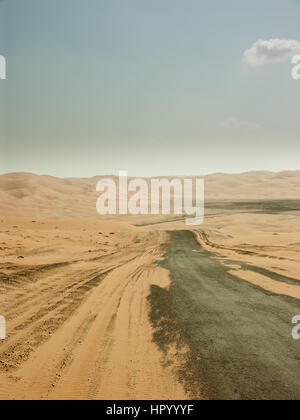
<box><xmin>148</xmin><ymin>230</ymin><xmax>300</xmax><ymax>400</ymax></box>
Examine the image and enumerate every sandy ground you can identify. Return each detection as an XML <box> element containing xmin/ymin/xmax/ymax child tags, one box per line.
<box><xmin>0</xmin><ymin>217</ymin><xmax>186</xmax><ymax>400</ymax></box>
<box><xmin>1</xmin><ymin>210</ymin><xmax>299</xmax><ymax>399</ymax></box>
<box><xmin>1</xmin><ymin>172</ymin><xmax>300</xmax><ymax>400</ymax></box>
<box><xmin>193</xmin><ymin>212</ymin><xmax>300</xmax><ymax>298</ymax></box>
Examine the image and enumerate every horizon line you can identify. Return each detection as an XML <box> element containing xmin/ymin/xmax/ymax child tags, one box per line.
<box><xmin>1</xmin><ymin>169</ymin><xmax>300</xmax><ymax>180</ymax></box>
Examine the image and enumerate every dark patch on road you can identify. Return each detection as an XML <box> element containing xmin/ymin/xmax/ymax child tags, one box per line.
<box><xmin>148</xmin><ymin>231</ymin><xmax>300</xmax><ymax>400</ymax></box>
<box><xmin>233</xmin><ymin>262</ymin><xmax>300</xmax><ymax>286</ymax></box>
<box><xmin>206</xmin><ymin>200</ymin><xmax>300</xmax><ymax>214</ymax></box>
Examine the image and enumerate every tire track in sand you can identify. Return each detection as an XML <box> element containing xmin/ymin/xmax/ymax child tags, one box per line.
<box><xmin>0</xmin><ymin>231</ymin><xmax>186</xmax><ymax>400</ymax></box>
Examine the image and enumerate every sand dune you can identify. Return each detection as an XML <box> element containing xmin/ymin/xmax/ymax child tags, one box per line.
<box><xmin>1</xmin><ymin>171</ymin><xmax>300</xmax><ymax>219</ymax></box>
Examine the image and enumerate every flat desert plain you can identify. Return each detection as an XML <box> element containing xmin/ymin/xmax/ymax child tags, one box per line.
<box><xmin>0</xmin><ymin>172</ymin><xmax>300</xmax><ymax>400</ymax></box>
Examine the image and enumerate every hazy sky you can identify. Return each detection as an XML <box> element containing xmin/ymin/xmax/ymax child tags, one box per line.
<box><xmin>0</xmin><ymin>0</ymin><xmax>300</xmax><ymax>177</ymax></box>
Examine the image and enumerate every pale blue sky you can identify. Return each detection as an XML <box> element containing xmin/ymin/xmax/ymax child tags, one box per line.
<box><xmin>0</xmin><ymin>0</ymin><xmax>300</xmax><ymax>177</ymax></box>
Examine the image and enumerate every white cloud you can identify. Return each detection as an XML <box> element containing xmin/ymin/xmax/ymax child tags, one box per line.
<box><xmin>244</xmin><ymin>39</ymin><xmax>300</xmax><ymax>67</ymax></box>
<box><xmin>221</xmin><ymin>118</ymin><xmax>262</xmax><ymax>132</ymax></box>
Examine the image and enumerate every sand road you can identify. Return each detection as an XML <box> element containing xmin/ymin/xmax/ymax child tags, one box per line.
<box><xmin>0</xmin><ymin>230</ymin><xmax>186</xmax><ymax>400</ymax></box>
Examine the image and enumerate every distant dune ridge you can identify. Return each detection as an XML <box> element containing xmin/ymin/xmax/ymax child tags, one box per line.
<box><xmin>0</xmin><ymin>171</ymin><xmax>300</xmax><ymax>219</ymax></box>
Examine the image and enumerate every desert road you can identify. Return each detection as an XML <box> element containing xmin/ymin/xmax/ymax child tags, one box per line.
<box><xmin>148</xmin><ymin>230</ymin><xmax>300</xmax><ymax>400</ymax></box>
<box><xmin>1</xmin><ymin>224</ymin><xmax>300</xmax><ymax>400</ymax></box>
